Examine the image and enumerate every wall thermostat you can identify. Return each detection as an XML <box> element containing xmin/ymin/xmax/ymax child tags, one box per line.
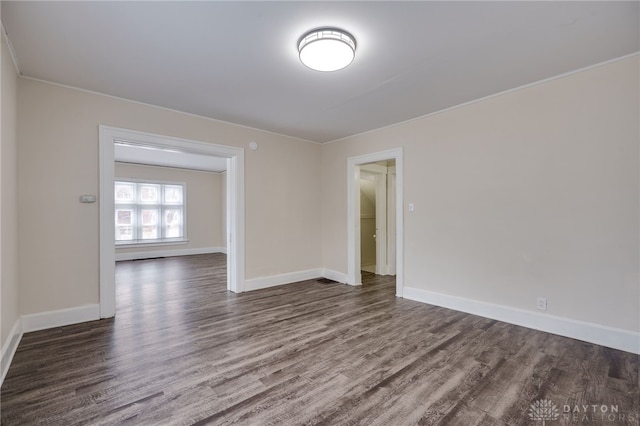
<box><xmin>80</xmin><ymin>195</ymin><xmax>96</xmax><ymax>203</ymax></box>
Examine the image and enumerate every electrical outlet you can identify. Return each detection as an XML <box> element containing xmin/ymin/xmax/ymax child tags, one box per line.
<box><xmin>536</xmin><ymin>297</ymin><xmax>548</xmax><ymax>311</ymax></box>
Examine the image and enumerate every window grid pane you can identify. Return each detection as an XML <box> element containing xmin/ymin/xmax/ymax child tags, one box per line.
<box><xmin>139</xmin><ymin>184</ymin><xmax>161</xmax><ymax>204</ymax></box>
<box><xmin>164</xmin><ymin>208</ymin><xmax>183</xmax><ymax>239</ymax></box>
<box><xmin>163</xmin><ymin>185</ymin><xmax>183</xmax><ymax>205</ymax></box>
<box><xmin>115</xmin><ymin>208</ymin><xmax>136</xmax><ymax>241</ymax></box>
<box><xmin>140</xmin><ymin>208</ymin><xmax>160</xmax><ymax>240</ymax></box>
<box><xmin>114</xmin><ymin>181</ymin><xmax>185</xmax><ymax>244</ymax></box>
<box><xmin>115</xmin><ymin>182</ymin><xmax>136</xmax><ymax>204</ymax></box>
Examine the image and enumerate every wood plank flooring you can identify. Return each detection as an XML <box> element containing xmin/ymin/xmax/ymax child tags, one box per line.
<box><xmin>1</xmin><ymin>254</ymin><xmax>638</xmax><ymax>425</ymax></box>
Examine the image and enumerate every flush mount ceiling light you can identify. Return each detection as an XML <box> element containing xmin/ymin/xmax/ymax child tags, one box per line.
<box><xmin>298</xmin><ymin>28</ymin><xmax>356</xmax><ymax>72</ymax></box>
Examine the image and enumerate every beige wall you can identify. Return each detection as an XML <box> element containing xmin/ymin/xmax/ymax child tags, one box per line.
<box><xmin>322</xmin><ymin>56</ymin><xmax>639</xmax><ymax>332</ymax></box>
<box><xmin>114</xmin><ymin>163</ymin><xmax>224</xmax><ymax>256</ymax></box>
<box><xmin>18</xmin><ymin>78</ymin><xmax>322</xmax><ymax>315</ymax></box>
<box><xmin>8</xmin><ymin>39</ymin><xmax>638</xmax><ymax>341</ymax></box>
<box><xmin>1</xmin><ymin>31</ymin><xmax>20</xmax><ymax>349</ymax></box>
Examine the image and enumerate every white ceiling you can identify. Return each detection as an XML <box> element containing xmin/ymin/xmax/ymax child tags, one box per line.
<box><xmin>2</xmin><ymin>1</ymin><xmax>638</xmax><ymax>143</ymax></box>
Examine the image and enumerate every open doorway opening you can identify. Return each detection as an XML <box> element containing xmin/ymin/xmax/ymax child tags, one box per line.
<box><xmin>347</xmin><ymin>148</ymin><xmax>403</xmax><ymax>297</ymax></box>
<box><xmin>359</xmin><ymin>160</ymin><xmax>396</xmax><ymax>276</ymax></box>
<box><xmin>99</xmin><ymin>126</ymin><xmax>245</xmax><ymax>318</ymax></box>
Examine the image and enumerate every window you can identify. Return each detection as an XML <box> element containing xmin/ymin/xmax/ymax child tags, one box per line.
<box><xmin>115</xmin><ymin>180</ymin><xmax>186</xmax><ymax>245</ymax></box>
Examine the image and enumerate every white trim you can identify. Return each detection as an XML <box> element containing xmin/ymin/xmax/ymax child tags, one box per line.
<box><xmin>403</xmin><ymin>286</ymin><xmax>640</xmax><ymax>355</ymax></box>
<box><xmin>322</xmin><ymin>269</ymin><xmax>348</xmax><ymax>284</ymax></box>
<box><xmin>347</xmin><ymin>148</ymin><xmax>404</xmax><ymax>296</ymax></box>
<box><xmin>236</xmin><ymin>268</ymin><xmax>348</xmax><ymax>292</ymax></box>
<box><xmin>115</xmin><ymin>246</ymin><xmax>226</xmax><ymax>261</ymax></box>
<box><xmin>244</xmin><ymin>269</ymin><xmax>323</xmax><ymax>292</ymax></box>
<box><xmin>1</xmin><ymin>24</ymin><xmax>21</xmax><ymax>75</ymax></box>
<box><xmin>348</xmin><ymin>163</ymin><xmax>362</xmax><ymax>286</ymax></box>
<box><xmin>225</xmin><ymin>154</ymin><xmax>245</xmax><ymax>293</ymax></box>
<box><xmin>100</xmin><ymin>125</ymin><xmax>245</xmax><ymax>319</ymax></box>
<box><xmin>99</xmin><ymin>126</ymin><xmax>117</xmax><ymax>318</ymax></box>
<box><xmin>325</xmin><ymin>52</ymin><xmax>640</xmax><ymax>145</ymax></box>
<box><xmin>116</xmin><ymin>239</ymin><xmax>189</xmax><ymax>249</ymax></box>
<box><xmin>1</xmin><ymin>318</ymin><xmax>23</xmax><ymax>387</ymax></box>
<box><xmin>386</xmin><ymin>170</ymin><xmax>397</xmax><ymax>276</ymax></box>
<box><xmin>21</xmin><ymin>305</ymin><xmax>101</xmax><ymax>334</ymax></box>
<box><xmin>361</xmin><ymin>265</ymin><xmax>377</xmax><ymax>274</ymax></box>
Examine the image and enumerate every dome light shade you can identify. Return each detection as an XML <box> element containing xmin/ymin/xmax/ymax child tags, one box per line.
<box><xmin>298</xmin><ymin>28</ymin><xmax>356</xmax><ymax>72</ymax></box>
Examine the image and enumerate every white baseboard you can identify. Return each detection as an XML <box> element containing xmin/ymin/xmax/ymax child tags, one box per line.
<box><xmin>21</xmin><ymin>304</ymin><xmax>101</xmax><ymax>333</ymax></box>
<box><xmin>1</xmin><ymin>318</ymin><xmax>23</xmax><ymax>387</ymax></box>
<box><xmin>244</xmin><ymin>268</ymin><xmax>349</xmax><ymax>292</ymax></box>
<box><xmin>403</xmin><ymin>286</ymin><xmax>640</xmax><ymax>355</ymax></box>
<box><xmin>115</xmin><ymin>246</ymin><xmax>226</xmax><ymax>261</ymax></box>
<box><xmin>244</xmin><ymin>269</ymin><xmax>323</xmax><ymax>291</ymax></box>
<box><xmin>361</xmin><ymin>265</ymin><xmax>376</xmax><ymax>274</ymax></box>
<box><xmin>321</xmin><ymin>269</ymin><xmax>348</xmax><ymax>284</ymax></box>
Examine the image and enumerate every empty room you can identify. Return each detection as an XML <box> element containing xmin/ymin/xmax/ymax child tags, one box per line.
<box><xmin>1</xmin><ymin>2</ymin><xmax>638</xmax><ymax>425</ymax></box>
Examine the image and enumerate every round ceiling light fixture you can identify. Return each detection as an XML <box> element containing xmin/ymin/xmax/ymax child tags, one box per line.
<box><xmin>298</xmin><ymin>28</ymin><xmax>356</xmax><ymax>72</ymax></box>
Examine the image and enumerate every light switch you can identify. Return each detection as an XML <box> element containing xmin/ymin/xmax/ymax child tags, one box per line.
<box><xmin>408</xmin><ymin>203</ymin><xmax>414</xmax><ymax>212</ymax></box>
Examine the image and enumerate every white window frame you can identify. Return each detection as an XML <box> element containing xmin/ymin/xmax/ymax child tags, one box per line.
<box><xmin>114</xmin><ymin>178</ymin><xmax>188</xmax><ymax>246</ymax></box>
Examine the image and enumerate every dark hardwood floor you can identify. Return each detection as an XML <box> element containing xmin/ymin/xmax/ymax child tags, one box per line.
<box><xmin>1</xmin><ymin>254</ymin><xmax>638</xmax><ymax>425</ymax></box>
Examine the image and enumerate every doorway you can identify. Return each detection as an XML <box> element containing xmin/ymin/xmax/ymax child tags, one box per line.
<box><xmin>99</xmin><ymin>126</ymin><xmax>245</xmax><ymax>318</ymax></box>
<box><xmin>359</xmin><ymin>171</ymin><xmax>377</xmax><ymax>274</ymax></box>
<box><xmin>347</xmin><ymin>148</ymin><xmax>403</xmax><ymax>297</ymax></box>
<box><xmin>359</xmin><ymin>160</ymin><xmax>396</xmax><ymax>276</ymax></box>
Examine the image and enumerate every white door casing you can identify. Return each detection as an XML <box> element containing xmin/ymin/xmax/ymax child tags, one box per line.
<box><xmin>387</xmin><ymin>167</ymin><xmax>397</xmax><ymax>276</ymax></box>
<box><xmin>347</xmin><ymin>148</ymin><xmax>403</xmax><ymax>297</ymax></box>
<box><xmin>98</xmin><ymin>125</ymin><xmax>245</xmax><ymax>318</ymax></box>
